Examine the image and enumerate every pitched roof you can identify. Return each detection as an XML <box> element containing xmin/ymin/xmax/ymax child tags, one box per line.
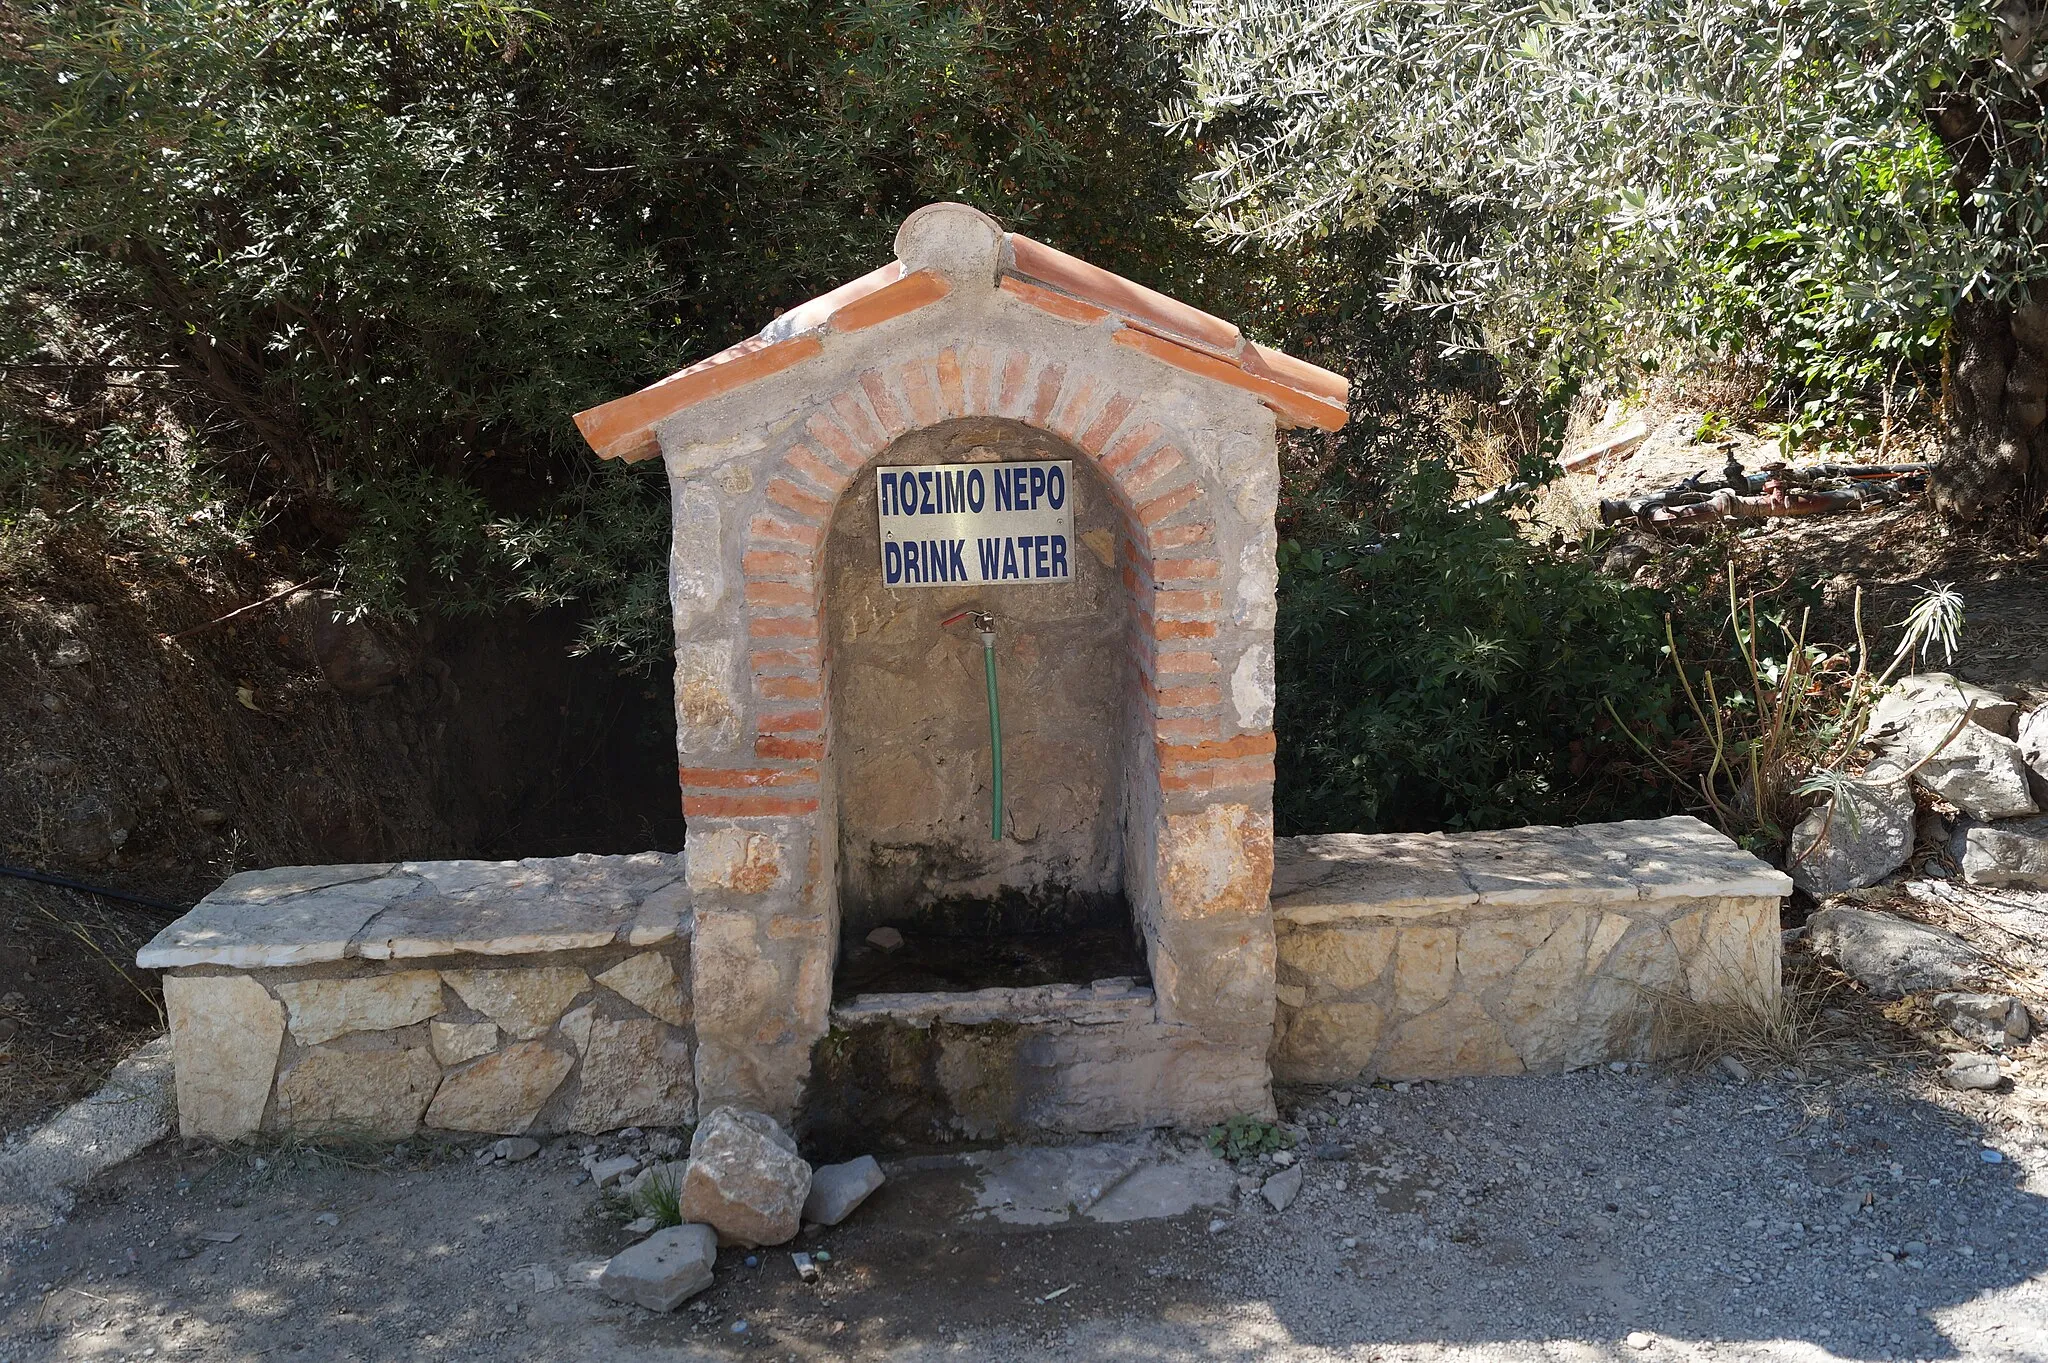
<box><xmin>574</xmin><ymin>207</ymin><xmax>1350</xmax><ymax>463</ymax></box>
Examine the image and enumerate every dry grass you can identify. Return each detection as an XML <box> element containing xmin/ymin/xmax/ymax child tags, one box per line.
<box><xmin>1648</xmin><ymin>961</ymin><xmax>1853</xmax><ymax>1075</ymax></box>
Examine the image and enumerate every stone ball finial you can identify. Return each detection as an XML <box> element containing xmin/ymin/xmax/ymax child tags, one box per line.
<box><xmin>893</xmin><ymin>202</ymin><xmax>1005</xmax><ymax>285</ymax></box>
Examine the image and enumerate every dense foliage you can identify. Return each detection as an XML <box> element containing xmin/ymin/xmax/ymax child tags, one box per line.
<box><xmin>1160</xmin><ymin>0</ymin><xmax>2048</xmax><ymax>504</ymax></box>
<box><xmin>1</xmin><ymin>0</ymin><xmax>1231</xmax><ymax>658</ymax></box>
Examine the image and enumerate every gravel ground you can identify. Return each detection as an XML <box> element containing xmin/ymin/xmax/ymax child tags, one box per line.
<box><xmin>2</xmin><ymin>1061</ymin><xmax>2044</xmax><ymax>1363</ymax></box>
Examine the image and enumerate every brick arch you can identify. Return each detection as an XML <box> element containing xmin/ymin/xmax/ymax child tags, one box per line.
<box><xmin>676</xmin><ymin>342</ymin><xmax>1274</xmax><ymax>820</ymax></box>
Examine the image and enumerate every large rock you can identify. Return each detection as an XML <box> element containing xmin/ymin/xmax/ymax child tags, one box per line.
<box><xmin>1785</xmin><ymin>779</ymin><xmax>1915</xmax><ymax>897</ymax></box>
<box><xmin>274</xmin><ymin>1047</ymin><xmax>442</xmax><ymax>1138</ymax></box>
<box><xmin>599</xmin><ymin>1223</ymin><xmax>718</xmax><ymax>1311</ymax></box>
<box><xmin>1865</xmin><ymin>673</ymin><xmax>2017</xmax><ymax>741</ymax></box>
<box><xmin>1931</xmin><ymin>993</ymin><xmax>2031</xmax><ymax>1049</ymax></box>
<box><xmin>164</xmin><ymin>974</ymin><xmax>284</xmax><ymax>1141</ymax></box>
<box><xmin>1871</xmin><ymin>725</ymin><xmax>2037</xmax><ymax>821</ymax></box>
<box><xmin>801</xmin><ymin>1156</ymin><xmax>885</xmax><ymax>1225</ymax></box>
<box><xmin>1952</xmin><ymin>814</ymin><xmax>2048</xmax><ymax>889</ymax></box>
<box><xmin>423</xmin><ymin>1040</ymin><xmax>573</xmax><ymax>1133</ymax></box>
<box><xmin>2019</xmin><ymin>706</ymin><xmax>2048</xmax><ymax>799</ymax></box>
<box><xmin>1806</xmin><ymin>907</ymin><xmax>1981</xmax><ymax>997</ymax></box>
<box><xmin>569</xmin><ymin>1017</ymin><xmax>695</xmax><ymax>1132</ymax></box>
<box><xmin>676</xmin><ymin>1107</ymin><xmax>812</xmax><ymax>1247</ymax></box>
<box><xmin>273</xmin><ymin>972</ymin><xmax>444</xmax><ymax>1045</ymax></box>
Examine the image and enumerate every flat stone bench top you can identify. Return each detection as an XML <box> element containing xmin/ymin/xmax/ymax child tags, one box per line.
<box><xmin>1271</xmin><ymin>815</ymin><xmax>1790</xmax><ymax>924</ymax></box>
<box><xmin>137</xmin><ymin>853</ymin><xmax>688</xmax><ymax>969</ymax></box>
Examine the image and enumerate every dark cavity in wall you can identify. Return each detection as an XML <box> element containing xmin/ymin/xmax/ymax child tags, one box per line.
<box><xmin>823</xmin><ymin>417</ymin><xmax>1140</xmax><ymax>987</ymax></box>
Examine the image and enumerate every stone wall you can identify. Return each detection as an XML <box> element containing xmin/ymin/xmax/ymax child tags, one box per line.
<box><xmin>1269</xmin><ymin>817</ymin><xmax>1791</xmax><ymax>1083</ymax></box>
<box><xmin>137</xmin><ymin>855</ymin><xmax>692</xmax><ymax>1142</ymax></box>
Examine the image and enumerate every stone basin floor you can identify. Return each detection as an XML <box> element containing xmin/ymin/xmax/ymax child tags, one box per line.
<box><xmin>3</xmin><ymin>1067</ymin><xmax>2047</xmax><ymax>1363</ymax></box>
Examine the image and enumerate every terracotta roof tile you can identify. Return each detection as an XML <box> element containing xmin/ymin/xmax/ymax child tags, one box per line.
<box><xmin>574</xmin><ymin>207</ymin><xmax>1349</xmax><ymax>461</ymax></box>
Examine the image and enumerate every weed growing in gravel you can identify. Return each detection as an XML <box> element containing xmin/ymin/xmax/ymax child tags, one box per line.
<box><xmin>1205</xmin><ymin>1114</ymin><xmax>1296</xmax><ymax>1161</ymax></box>
<box><xmin>631</xmin><ymin>1166</ymin><xmax>684</xmax><ymax>1228</ymax></box>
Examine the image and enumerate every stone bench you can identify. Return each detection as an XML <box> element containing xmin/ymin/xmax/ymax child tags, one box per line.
<box><xmin>1269</xmin><ymin>815</ymin><xmax>1791</xmax><ymax>1082</ymax></box>
<box><xmin>136</xmin><ymin>855</ymin><xmax>692</xmax><ymax>1142</ymax></box>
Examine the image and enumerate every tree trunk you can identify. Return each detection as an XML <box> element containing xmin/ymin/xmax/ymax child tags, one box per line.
<box><xmin>1924</xmin><ymin>51</ymin><xmax>2048</xmax><ymax>523</ymax></box>
<box><xmin>1931</xmin><ymin>293</ymin><xmax>2048</xmax><ymax>521</ymax></box>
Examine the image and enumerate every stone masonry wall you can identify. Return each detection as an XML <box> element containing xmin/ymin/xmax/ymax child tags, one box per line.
<box><xmin>1270</xmin><ymin>817</ymin><xmax>1791</xmax><ymax>1083</ymax></box>
<box><xmin>138</xmin><ymin>856</ymin><xmax>692</xmax><ymax>1142</ymax></box>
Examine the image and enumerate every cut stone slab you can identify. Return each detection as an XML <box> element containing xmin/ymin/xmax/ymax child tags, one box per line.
<box><xmin>357</xmin><ymin>854</ymin><xmax>687</xmax><ymax>959</ymax></box>
<box><xmin>0</xmin><ymin>1036</ymin><xmax>174</xmax><ymax>1237</ymax></box>
<box><xmin>1574</xmin><ymin>816</ymin><xmax>1793</xmax><ymax>899</ymax></box>
<box><xmin>441</xmin><ymin>968</ymin><xmax>591</xmax><ymax>1040</ymax></box>
<box><xmin>1261</xmin><ymin>1164</ymin><xmax>1303</xmax><ymax>1212</ymax></box>
<box><xmin>164</xmin><ymin>974</ymin><xmax>285</xmax><ymax>1140</ymax></box>
<box><xmin>1806</xmin><ymin>907</ymin><xmax>1981</xmax><ymax>998</ymax></box>
<box><xmin>596</xmin><ymin>952</ymin><xmax>690</xmax><ymax>1026</ymax></box>
<box><xmin>600</xmin><ymin>1223</ymin><xmax>718</xmax><ymax>1311</ymax></box>
<box><xmin>831</xmin><ymin>980</ymin><xmax>1153</xmax><ymax>1029</ymax></box>
<box><xmin>1872</xmin><ymin>723</ymin><xmax>2038</xmax><ymax>821</ymax></box>
<box><xmin>1785</xmin><ymin>779</ymin><xmax>1915</xmax><ymax>898</ymax></box>
<box><xmin>1450</xmin><ymin>826</ymin><xmax>1638</xmax><ymax>908</ymax></box>
<box><xmin>802</xmin><ymin>1156</ymin><xmax>884</xmax><ymax>1225</ymax></box>
<box><xmin>429</xmin><ymin>1019</ymin><xmax>500</xmax><ymax>1067</ymax></box>
<box><xmin>677</xmin><ymin>1107</ymin><xmax>812</xmax><ymax>1247</ymax></box>
<box><xmin>1951</xmin><ymin>815</ymin><xmax>2048</xmax><ymax>889</ymax></box>
<box><xmin>1932</xmin><ymin>993</ymin><xmax>2031</xmax><ymax>1049</ymax></box>
<box><xmin>137</xmin><ymin>865</ymin><xmax>405</xmax><ymax>968</ymax></box>
<box><xmin>424</xmin><ymin>1040</ymin><xmax>574</xmax><ymax>1134</ymax></box>
<box><xmin>274</xmin><ymin>1047</ymin><xmax>442</xmax><ymax>1138</ymax></box>
<box><xmin>570</xmin><ymin>1017</ymin><xmax>695</xmax><ymax>1133</ymax></box>
<box><xmin>273</xmin><ymin>971</ymin><xmax>444</xmax><ymax>1045</ymax></box>
<box><xmin>1271</xmin><ymin>832</ymin><xmax>1473</xmax><ymax>923</ymax></box>
<box><xmin>1942</xmin><ymin>1053</ymin><xmax>2004</xmax><ymax>1091</ymax></box>
<box><xmin>1865</xmin><ymin>673</ymin><xmax>2018</xmax><ymax>741</ymax></box>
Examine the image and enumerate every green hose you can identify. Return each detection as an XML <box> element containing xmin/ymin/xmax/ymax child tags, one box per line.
<box><xmin>981</xmin><ymin>633</ymin><xmax>1003</xmax><ymax>841</ymax></box>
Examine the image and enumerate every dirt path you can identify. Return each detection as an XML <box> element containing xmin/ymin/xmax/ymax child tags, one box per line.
<box><xmin>4</xmin><ymin>1064</ymin><xmax>2045</xmax><ymax>1363</ymax></box>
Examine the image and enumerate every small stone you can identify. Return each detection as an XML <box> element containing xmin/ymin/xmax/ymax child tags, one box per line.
<box><xmin>1941</xmin><ymin>1054</ymin><xmax>2003</xmax><ymax>1091</ymax></box>
<box><xmin>1262</xmin><ymin>1165</ymin><xmax>1304</xmax><ymax>1212</ymax></box>
<box><xmin>730</xmin><ymin>1321</ymin><xmax>748</xmax><ymax>1334</ymax></box>
<box><xmin>586</xmin><ymin>1155</ymin><xmax>641</xmax><ymax>1187</ymax></box>
<box><xmin>1718</xmin><ymin>1055</ymin><xmax>1750</xmax><ymax>1082</ymax></box>
<box><xmin>865</xmin><ymin>927</ymin><xmax>904</xmax><ymax>951</ymax></box>
<box><xmin>1207</xmin><ymin>1218</ymin><xmax>1228</xmax><ymax>1234</ymax></box>
<box><xmin>801</xmin><ymin>1156</ymin><xmax>885</xmax><ymax>1226</ymax></box>
<box><xmin>314</xmin><ymin>1212</ymin><xmax>340</xmax><ymax>1227</ymax></box>
<box><xmin>499</xmin><ymin>1263</ymin><xmax>561</xmax><ymax>1294</ymax></box>
<box><xmin>1932</xmin><ymin>992</ymin><xmax>2031</xmax><ymax>1048</ymax></box>
<box><xmin>624</xmin><ymin>1215</ymin><xmax>658</xmax><ymax>1236</ymax></box>
<box><xmin>1627</xmin><ymin>1331</ymin><xmax>1654</xmax><ymax>1350</ymax></box>
<box><xmin>793</xmin><ymin>1252</ymin><xmax>820</xmax><ymax>1283</ymax></box>
<box><xmin>599</xmin><ymin>1224</ymin><xmax>718</xmax><ymax>1311</ymax></box>
<box><xmin>493</xmin><ymin>1137</ymin><xmax>541</xmax><ymax>1163</ymax></box>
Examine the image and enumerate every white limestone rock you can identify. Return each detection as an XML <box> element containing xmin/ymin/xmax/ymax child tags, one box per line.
<box><xmin>1950</xmin><ymin>814</ymin><xmax>2048</xmax><ymax>889</ymax></box>
<box><xmin>1260</xmin><ymin>1165</ymin><xmax>1303</xmax><ymax>1212</ymax></box>
<box><xmin>600</xmin><ymin>1224</ymin><xmax>718</xmax><ymax>1311</ymax></box>
<box><xmin>1785</xmin><ymin>779</ymin><xmax>1915</xmax><ymax>897</ymax></box>
<box><xmin>801</xmin><ymin>1156</ymin><xmax>885</xmax><ymax>1225</ymax></box>
<box><xmin>1931</xmin><ymin>992</ymin><xmax>2031</xmax><ymax>1049</ymax></box>
<box><xmin>570</xmin><ymin>1017</ymin><xmax>695</xmax><ymax>1133</ymax></box>
<box><xmin>274</xmin><ymin>1047</ymin><xmax>442</xmax><ymax>1138</ymax></box>
<box><xmin>441</xmin><ymin>968</ymin><xmax>591</xmax><ymax>1039</ymax></box>
<box><xmin>274</xmin><ymin>971</ymin><xmax>444</xmax><ymax>1045</ymax></box>
<box><xmin>429</xmin><ymin>1019</ymin><xmax>500</xmax><ymax>1066</ymax></box>
<box><xmin>423</xmin><ymin>1040</ymin><xmax>574</xmax><ymax>1134</ymax></box>
<box><xmin>1806</xmin><ymin>907</ymin><xmax>1980</xmax><ymax>998</ymax></box>
<box><xmin>1865</xmin><ymin>673</ymin><xmax>2017</xmax><ymax>741</ymax></box>
<box><xmin>677</xmin><ymin>1107</ymin><xmax>813</xmax><ymax>1247</ymax></box>
<box><xmin>1871</xmin><ymin>723</ymin><xmax>2037</xmax><ymax>821</ymax></box>
<box><xmin>596</xmin><ymin>952</ymin><xmax>690</xmax><ymax>1026</ymax></box>
<box><xmin>164</xmin><ymin>974</ymin><xmax>284</xmax><ymax>1141</ymax></box>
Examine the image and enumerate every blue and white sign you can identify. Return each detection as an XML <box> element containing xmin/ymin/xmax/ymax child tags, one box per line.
<box><xmin>876</xmin><ymin>460</ymin><xmax>1075</xmax><ymax>587</ymax></box>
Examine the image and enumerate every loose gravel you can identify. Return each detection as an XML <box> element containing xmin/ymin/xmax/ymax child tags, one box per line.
<box><xmin>1</xmin><ymin>1063</ymin><xmax>2043</xmax><ymax>1363</ymax></box>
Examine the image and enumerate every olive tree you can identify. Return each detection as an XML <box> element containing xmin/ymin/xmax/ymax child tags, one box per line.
<box><xmin>1160</xmin><ymin>0</ymin><xmax>2048</xmax><ymax>522</ymax></box>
